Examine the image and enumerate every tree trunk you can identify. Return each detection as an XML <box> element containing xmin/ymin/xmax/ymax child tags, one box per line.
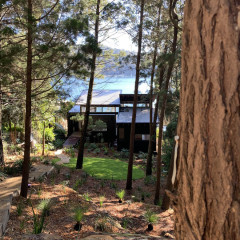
<box><xmin>174</xmin><ymin>1</ymin><xmax>240</xmax><ymax>239</ymax></box>
<box><xmin>20</xmin><ymin>0</ymin><xmax>33</xmax><ymax>198</ymax></box>
<box><xmin>126</xmin><ymin>0</ymin><xmax>145</xmax><ymax>190</ymax></box>
<box><xmin>0</xmin><ymin>82</ymin><xmax>4</xmax><ymax>166</ymax></box>
<box><xmin>146</xmin><ymin>2</ymin><xmax>162</xmax><ymax>176</ymax></box>
<box><xmin>42</xmin><ymin>122</ymin><xmax>45</xmax><ymax>156</ymax></box>
<box><xmin>76</xmin><ymin>0</ymin><xmax>100</xmax><ymax>169</ymax></box>
<box><xmin>154</xmin><ymin>22</ymin><xmax>178</xmax><ymax>205</ymax></box>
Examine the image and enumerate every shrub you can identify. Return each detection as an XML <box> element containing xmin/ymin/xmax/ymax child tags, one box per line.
<box><xmin>137</xmin><ymin>151</ymin><xmax>148</xmax><ymax>160</ymax></box>
<box><xmin>64</xmin><ymin>147</ymin><xmax>75</xmax><ymax>158</ymax></box>
<box><xmin>44</xmin><ymin>127</ymin><xmax>55</xmax><ymax>142</ymax></box>
<box><xmin>53</xmin><ymin>139</ymin><xmax>65</xmax><ymax>149</ymax></box>
<box><xmin>93</xmin><ymin>148</ymin><xmax>101</xmax><ymax>155</ymax></box>
<box><xmin>95</xmin><ymin>216</ymin><xmax>113</xmax><ymax>232</ymax></box>
<box><xmin>144</xmin><ymin>175</ymin><xmax>156</xmax><ymax>186</ymax></box>
<box><xmin>83</xmin><ymin>192</ymin><xmax>92</xmax><ymax>202</ymax></box>
<box><xmin>119</xmin><ymin>148</ymin><xmax>129</xmax><ymax>159</ymax></box>
<box><xmin>88</xmin><ymin>143</ymin><xmax>97</xmax><ymax>151</ymax></box>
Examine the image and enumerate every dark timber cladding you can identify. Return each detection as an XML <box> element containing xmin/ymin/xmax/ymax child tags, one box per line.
<box><xmin>67</xmin><ymin>90</ymin><xmax>157</xmax><ymax>152</ymax></box>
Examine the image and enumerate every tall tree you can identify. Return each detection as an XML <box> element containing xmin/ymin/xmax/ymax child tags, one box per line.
<box><xmin>20</xmin><ymin>0</ymin><xmax>33</xmax><ymax>198</ymax></box>
<box><xmin>126</xmin><ymin>0</ymin><xmax>145</xmax><ymax>190</ymax></box>
<box><xmin>146</xmin><ymin>1</ymin><xmax>162</xmax><ymax>176</ymax></box>
<box><xmin>154</xmin><ymin>1</ymin><xmax>179</xmax><ymax>205</ymax></box>
<box><xmin>76</xmin><ymin>0</ymin><xmax>101</xmax><ymax>169</ymax></box>
<box><xmin>174</xmin><ymin>1</ymin><xmax>240</xmax><ymax>239</ymax></box>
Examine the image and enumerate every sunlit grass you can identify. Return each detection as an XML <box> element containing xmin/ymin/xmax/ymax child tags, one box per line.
<box><xmin>63</xmin><ymin>157</ymin><xmax>144</xmax><ymax>180</ymax></box>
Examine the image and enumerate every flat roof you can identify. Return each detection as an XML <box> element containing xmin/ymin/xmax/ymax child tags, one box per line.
<box><xmin>120</xmin><ymin>94</ymin><xmax>155</xmax><ymax>104</ymax></box>
<box><xmin>76</xmin><ymin>90</ymin><xmax>122</xmax><ymax>105</ymax></box>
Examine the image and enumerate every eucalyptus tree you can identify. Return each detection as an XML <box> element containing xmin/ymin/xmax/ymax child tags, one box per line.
<box><xmin>154</xmin><ymin>0</ymin><xmax>180</xmax><ymax>205</ymax></box>
<box><xmin>174</xmin><ymin>1</ymin><xmax>240</xmax><ymax>239</ymax></box>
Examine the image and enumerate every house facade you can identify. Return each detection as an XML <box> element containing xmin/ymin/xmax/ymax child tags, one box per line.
<box><xmin>67</xmin><ymin>90</ymin><xmax>156</xmax><ymax>152</ymax></box>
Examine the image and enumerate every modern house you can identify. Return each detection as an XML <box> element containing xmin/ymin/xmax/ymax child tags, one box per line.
<box><xmin>67</xmin><ymin>90</ymin><xmax>156</xmax><ymax>152</ymax></box>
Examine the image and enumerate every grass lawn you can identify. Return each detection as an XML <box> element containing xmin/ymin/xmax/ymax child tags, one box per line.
<box><xmin>63</xmin><ymin>157</ymin><xmax>145</xmax><ymax>180</ymax></box>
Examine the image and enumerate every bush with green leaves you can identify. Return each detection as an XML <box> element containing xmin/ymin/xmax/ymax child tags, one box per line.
<box><xmin>144</xmin><ymin>175</ymin><xmax>156</xmax><ymax>186</ymax></box>
<box><xmin>64</xmin><ymin>147</ymin><xmax>75</xmax><ymax>158</ymax></box>
<box><xmin>93</xmin><ymin>148</ymin><xmax>101</xmax><ymax>155</ymax></box>
<box><xmin>53</xmin><ymin>139</ymin><xmax>65</xmax><ymax>149</ymax></box>
<box><xmin>137</xmin><ymin>151</ymin><xmax>148</xmax><ymax>161</ymax></box>
<box><xmin>88</xmin><ymin>143</ymin><xmax>98</xmax><ymax>151</ymax></box>
<box><xmin>4</xmin><ymin>159</ymin><xmax>32</xmax><ymax>175</ymax></box>
<box><xmin>45</xmin><ymin>127</ymin><xmax>55</xmax><ymax>142</ymax></box>
<box><xmin>119</xmin><ymin>148</ymin><xmax>129</xmax><ymax>159</ymax></box>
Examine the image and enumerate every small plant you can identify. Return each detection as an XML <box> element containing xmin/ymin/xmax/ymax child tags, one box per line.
<box><xmin>17</xmin><ymin>202</ymin><xmax>24</xmax><ymax>216</ymax></box>
<box><xmin>99</xmin><ymin>196</ymin><xmax>105</xmax><ymax>207</ymax></box>
<box><xmin>95</xmin><ymin>216</ymin><xmax>113</xmax><ymax>232</ymax></box>
<box><xmin>37</xmin><ymin>199</ymin><xmax>53</xmax><ymax>217</ymax></box>
<box><xmin>144</xmin><ymin>209</ymin><xmax>158</xmax><ymax>231</ymax></box>
<box><xmin>20</xmin><ymin>220</ymin><xmax>25</xmax><ymax>231</ymax></box>
<box><xmin>37</xmin><ymin>187</ymin><xmax>42</xmax><ymax>198</ymax></box>
<box><xmin>116</xmin><ymin>189</ymin><xmax>125</xmax><ymax>203</ymax></box>
<box><xmin>110</xmin><ymin>182</ymin><xmax>118</xmax><ymax>189</ymax></box>
<box><xmin>144</xmin><ymin>175</ymin><xmax>156</xmax><ymax>186</ymax></box>
<box><xmin>31</xmin><ymin>202</ymin><xmax>46</xmax><ymax>234</ymax></box>
<box><xmin>122</xmin><ymin>218</ymin><xmax>131</xmax><ymax>229</ymax></box>
<box><xmin>119</xmin><ymin>148</ymin><xmax>129</xmax><ymax>159</ymax></box>
<box><xmin>73</xmin><ymin>207</ymin><xmax>85</xmax><ymax>231</ymax></box>
<box><xmin>37</xmin><ymin>176</ymin><xmax>45</xmax><ymax>183</ymax></box>
<box><xmin>93</xmin><ymin>148</ymin><xmax>101</xmax><ymax>155</ymax></box>
<box><xmin>83</xmin><ymin>192</ymin><xmax>92</xmax><ymax>202</ymax></box>
<box><xmin>73</xmin><ymin>179</ymin><xmax>84</xmax><ymax>191</ymax></box>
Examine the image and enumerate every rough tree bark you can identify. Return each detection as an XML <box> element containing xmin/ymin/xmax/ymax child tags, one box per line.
<box><xmin>76</xmin><ymin>0</ymin><xmax>100</xmax><ymax>169</ymax></box>
<box><xmin>146</xmin><ymin>2</ymin><xmax>162</xmax><ymax>176</ymax></box>
<box><xmin>20</xmin><ymin>0</ymin><xmax>33</xmax><ymax>198</ymax></box>
<box><xmin>174</xmin><ymin>1</ymin><xmax>240</xmax><ymax>239</ymax></box>
<box><xmin>126</xmin><ymin>0</ymin><xmax>145</xmax><ymax>190</ymax></box>
<box><xmin>154</xmin><ymin>21</ymin><xmax>178</xmax><ymax>205</ymax></box>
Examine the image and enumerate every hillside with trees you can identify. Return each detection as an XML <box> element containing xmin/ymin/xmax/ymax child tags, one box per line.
<box><xmin>0</xmin><ymin>0</ymin><xmax>239</xmax><ymax>239</ymax></box>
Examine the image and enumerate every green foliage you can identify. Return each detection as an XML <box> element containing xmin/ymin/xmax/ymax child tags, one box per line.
<box><xmin>45</xmin><ymin>127</ymin><xmax>55</xmax><ymax>142</ymax></box>
<box><xmin>116</xmin><ymin>189</ymin><xmax>125</xmax><ymax>201</ymax></box>
<box><xmin>31</xmin><ymin>202</ymin><xmax>46</xmax><ymax>234</ymax></box>
<box><xmin>144</xmin><ymin>175</ymin><xmax>156</xmax><ymax>186</ymax></box>
<box><xmin>88</xmin><ymin>143</ymin><xmax>98</xmax><ymax>151</ymax></box>
<box><xmin>64</xmin><ymin>157</ymin><xmax>144</xmax><ymax>180</ymax></box>
<box><xmin>64</xmin><ymin>147</ymin><xmax>75</xmax><ymax>157</ymax></box>
<box><xmin>73</xmin><ymin>179</ymin><xmax>85</xmax><ymax>191</ymax></box>
<box><xmin>144</xmin><ymin>210</ymin><xmax>158</xmax><ymax>224</ymax></box>
<box><xmin>93</xmin><ymin>148</ymin><xmax>101</xmax><ymax>155</ymax></box>
<box><xmin>83</xmin><ymin>192</ymin><xmax>92</xmax><ymax>202</ymax></box>
<box><xmin>137</xmin><ymin>151</ymin><xmax>148</xmax><ymax>160</ymax></box>
<box><xmin>119</xmin><ymin>148</ymin><xmax>129</xmax><ymax>159</ymax></box>
<box><xmin>73</xmin><ymin>207</ymin><xmax>85</xmax><ymax>223</ymax></box>
<box><xmin>95</xmin><ymin>216</ymin><xmax>114</xmax><ymax>232</ymax></box>
<box><xmin>37</xmin><ymin>199</ymin><xmax>52</xmax><ymax>217</ymax></box>
<box><xmin>99</xmin><ymin>196</ymin><xmax>105</xmax><ymax>207</ymax></box>
<box><xmin>4</xmin><ymin>159</ymin><xmax>32</xmax><ymax>175</ymax></box>
<box><xmin>70</xmin><ymin>114</ymin><xmax>84</xmax><ymax>122</ymax></box>
<box><xmin>162</xmin><ymin>118</ymin><xmax>178</xmax><ymax>173</ymax></box>
<box><xmin>17</xmin><ymin>202</ymin><xmax>24</xmax><ymax>216</ymax></box>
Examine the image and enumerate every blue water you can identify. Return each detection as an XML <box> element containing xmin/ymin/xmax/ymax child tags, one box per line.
<box><xmin>65</xmin><ymin>77</ymin><xmax>149</xmax><ymax>101</ymax></box>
